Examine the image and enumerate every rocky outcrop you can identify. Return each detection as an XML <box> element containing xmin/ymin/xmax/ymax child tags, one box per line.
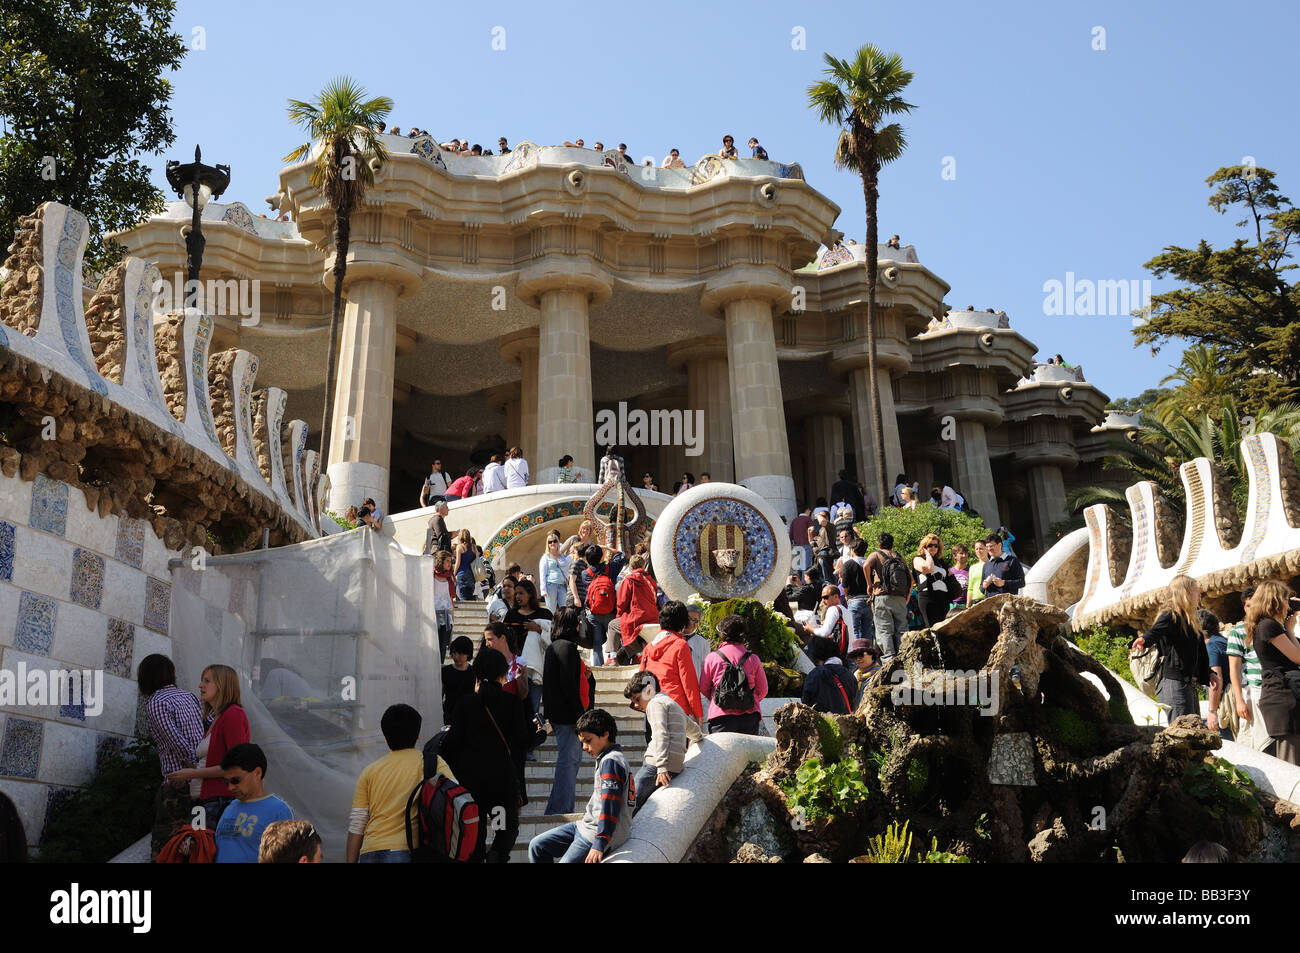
<box><xmin>208</xmin><ymin>348</ymin><xmax>239</xmax><ymax>458</ymax></box>
<box><xmin>252</xmin><ymin>389</ymin><xmax>273</xmax><ymax>486</ymax></box>
<box><xmin>154</xmin><ymin>313</ymin><xmax>187</xmax><ymax>422</ymax></box>
<box><xmin>83</xmin><ymin>264</ymin><xmax>129</xmax><ymax>383</ymax></box>
<box><xmin>0</xmin><ymin>209</ymin><xmax>44</xmax><ymax>335</ymax></box>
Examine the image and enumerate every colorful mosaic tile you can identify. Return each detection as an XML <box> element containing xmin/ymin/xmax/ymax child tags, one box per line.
<box><xmin>1240</xmin><ymin>435</ymin><xmax>1272</xmax><ymax>563</ymax></box>
<box><xmin>114</xmin><ymin>517</ymin><xmax>145</xmax><ymax>569</ymax></box>
<box><xmin>409</xmin><ymin>137</ymin><xmax>447</xmax><ymax>170</ymax></box>
<box><xmin>1119</xmin><ymin>485</ymin><xmax>1150</xmax><ymax>599</ymax></box>
<box><xmin>690</xmin><ymin>155</ymin><xmax>725</xmax><ymax>186</ymax></box>
<box><xmin>29</xmin><ymin>473</ymin><xmax>69</xmax><ymax>536</ymax></box>
<box><xmin>236</xmin><ymin>354</ymin><xmax>259</xmax><ymax>471</ymax></box>
<box><xmin>105</xmin><ymin>618</ymin><xmax>135</xmax><ymax>679</ymax></box>
<box><xmin>55</xmin><ymin>211</ymin><xmax>108</xmax><ymax>396</ymax></box>
<box><xmin>0</xmin><ymin>520</ymin><xmax>13</xmax><ymax>581</ymax></box>
<box><xmin>1080</xmin><ymin>508</ymin><xmax>1103</xmax><ymax>608</ymax></box>
<box><xmin>14</xmin><ymin>591</ymin><xmax>57</xmax><ymax>655</ymax></box>
<box><xmin>143</xmin><ymin>577</ymin><xmax>171</xmax><ymax>634</ymax></box>
<box><xmin>59</xmin><ymin>674</ymin><xmax>85</xmax><ymax>721</ymax></box>
<box><xmin>70</xmin><ymin>548</ymin><xmax>105</xmax><ymax>610</ymax></box>
<box><xmin>0</xmin><ymin>717</ymin><xmax>43</xmax><ymax>778</ymax></box>
<box><xmin>672</xmin><ymin>496</ymin><xmax>777</xmax><ymax>599</ymax></box>
<box><xmin>500</xmin><ymin>141</ymin><xmax>539</xmax><ymax>175</ymax></box>
<box><xmin>220</xmin><ymin>202</ymin><xmax>258</xmax><ymax>234</ymax></box>
<box><xmin>818</xmin><ymin>244</ymin><xmax>855</xmax><ymax>270</ymax></box>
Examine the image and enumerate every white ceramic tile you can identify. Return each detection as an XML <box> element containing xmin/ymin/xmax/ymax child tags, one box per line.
<box><xmin>10</xmin><ymin>527</ymin><xmax>73</xmax><ymax>603</ymax></box>
<box><xmin>38</xmin><ymin>719</ymin><xmax>97</xmax><ymax>786</ymax></box>
<box><xmin>99</xmin><ymin>560</ymin><xmax>145</xmax><ymax>627</ymax></box>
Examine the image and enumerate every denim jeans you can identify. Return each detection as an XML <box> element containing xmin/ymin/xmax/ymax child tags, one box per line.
<box><xmin>848</xmin><ymin>597</ymin><xmax>874</xmax><ymax>642</ymax></box>
<box><xmin>587</xmin><ymin>610</ymin><xmax>615</xmax><ymax>665</ymax></box>
<box><xmin>528</xmin><ymin>822</ymin><xmax>594</xmax><ymax>863</ymax></box>
<box><xmin>545</xmin><ymin>582</ymin><xmax>566</xmax><ymax>613</ymax></box>
<box><xmin>872</xmin><ymin>595</ymin><xmax>908</xmax><ymax>658</ymax></box>
<box><xmin>436</xmin><ymin>609</ymin><xmax>453</xmax><ymax>662</ymax></box>
<box><xmin>359</xmin><ymin>849</ymin><xmax>411</xmax><ymax>863</ymax></box>
<box><xmin>633</xmin><ymin>763</ymin><xmax>679</xmax><ymax>815</ymax></box>
<box><xmin>456</xmin><ymin>572</ymin><xmax>475</xmax><ymax>600</ymax></box>
<box><xmin>545</xmin><ymin>724</ymin><xmax>583</xmax><ymax>815</ymax></box>
<box><xmin>817</xmin><ymin>553</ymin><xmax>837</xmax><ymax>586</ymax></box>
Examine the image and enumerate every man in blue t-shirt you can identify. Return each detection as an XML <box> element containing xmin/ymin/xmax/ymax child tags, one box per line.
<box><xmin>215</xmin><ymin>743</ymin><xmax>294</xmax><ymax>863</ymax></box>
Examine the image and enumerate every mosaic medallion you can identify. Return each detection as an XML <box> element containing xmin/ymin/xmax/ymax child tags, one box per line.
<box><xmin>672</xmin><ymin>496</ymin><xmax>777</xmax><ymax>600</ymax></box>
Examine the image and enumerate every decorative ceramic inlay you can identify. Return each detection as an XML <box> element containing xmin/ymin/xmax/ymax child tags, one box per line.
<box><xmin>1240</xmin><ymin>435</ymin><xmax>1271</xmax><ymax>563</ymax></box>
<box><xmin>114</xmin><ymin>517</ymin><xmax>145</xmax><ymax>569</ymax></box>
<box><xmin>143</xmin><ymin>577</ymin><xmax>171</xmax><ymax>634</ymax></box>
<box><xmin>0</xmin><ymin>520</ymin><xmax>14</xmax><ymax>581</ymax></box>
<box><xmin>410</xmin><ymin>137</ymin><xmax>447</xmax><ymax>170</ymax></box>
<box><xmin>672</xmin><ymin>496</ymin><xmax>777</xmax><ymax>599</ymax></box>
<box><xmin>105</xmin><ymin>618</ymin><xmax>135</xmax><ymax>679</ymax></box>
<box><xmin>15</xmin><ymin>591</ymin><xmax>57</xmax><ymax>656</ymax></box>
<box><xmin>220</xmin><ymin>202</ymin><xmax>258</xmax><ymax>234</ymax></box>
<box><xmin>190</xmin><ymin>312</ymin><xmax>223</xmax><ymax>452</ymax></box>
<box><xmin>132</xmin><ymin>266</ymin><xmax>183</xmax><ymax>436</ymax></box>
<box><xmin>55</xmin><ymin>211</ymin><xmax>108</xmax><ymax>396</ymax></box>
<box><xmin>29</xmin><ymin>473</ymin><xmax>68</xmax><ymax>536</ymax></box>
<box><xmin>500</xmin><ymin>141</ymin><xmax>540</xmax><ymax>175</ymax></box>
<box><xmin>690</xmin><ymin>155</ymin><xmax>725</xmax><ymax>186</ymax></box>
<box><xmin>0</xmin><ymin>717</ymin><xmax>43</xmax><ymax>778</ymax></box>
<box><xmin>817</xmin><ymin>244</ymin><xmax>854</xmax><ymax>270</ymax></box>
<box><xmin>1079</xmin><ymin>507</ymin><xmax>1102</xmax><ymax>607</ymax></box>
<box><xmin>70</xmin><ymin>548</ymin><xmax>105</xmax><ymax>610</ymax></box>
<box><xmin>1119</xmin><ymin>485</ymin><xmax>1149</xmax><ymax>599</ymax></box>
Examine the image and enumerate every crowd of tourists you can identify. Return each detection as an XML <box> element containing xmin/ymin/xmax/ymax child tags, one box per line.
<box><xmin>373</xmin><ymin>126</ymin><xmax>772</xmax><ymax>167</ymax></box>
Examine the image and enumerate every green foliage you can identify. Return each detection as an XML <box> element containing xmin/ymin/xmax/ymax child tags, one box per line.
<box><xmin>855</xmin><ymin>504</ymin><xmax>991</xmax><ymax>566</ymax></box>
<box><xmin>1182</xmin><ymin>757</ymin><xmax>1261</xmax><ymax>821</ymax></box>
<box><xmin>323</xmin><ymin>508</ymin><xmax>357</xmax><ymax>530</ymax></box>
<box><xmin>921</xmin><ymin>836</ymin><xmax>971</xmax><ymax>863</ymax></box>
<box><xmin>1073</xmin><ymin>623</ymin><xmax>1138</xmax><ymax>688</ymax></box>
<box><xmin>1046</xmin><ymin>706</ymin><xmax>1100</xmax><ymax>755</ymax></box>
<box><xmin>815</xmin><ymin>714</ymin><xmax>844</xmax><ymax>762</ymax></box>
<box><xmin>699</xmin><ymin>598</ymin><xmax>799</xmax><ymax>667</ymax></box>
<box><xmin>0</xmin><ymin>0</ymin><xmax>187</xmax><ymax>275</ymax></box>
<box><xmin>1134</xmin><ymin>166</ymin><xmax>1300</xmax><ymax>410</ymax></box>
<box><xmin>862</xmin><ymin>819</ymin><xmax>913</xmax><ymax>863</ymax></box>
<box><xmin>37</xmin><ymin>736</ymin><xmax>160</xmax><ymax>863</ymax></box>
<box><xmin>1106</xmin><ymin>387</ymin><xmax>1171</xmax><ymax>415</ymax></box>
<box><xmin>779</xmin><ymin>757</ymin><xmax>871</xmax><ymax>823</ymax></box>
<box><xmin>905</xmin><ymin>755</ymin><xmax>929</xmax><ymax>795</ymax></box>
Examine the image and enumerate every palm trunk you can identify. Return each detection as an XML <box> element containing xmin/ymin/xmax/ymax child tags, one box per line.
<box><xmin>319</xmin><ymin>213</ymin><xmax>349</xmax><ymax>471</ymax></box>
<box><xmin>861</xmin><ymin>145</ymin><xmax>887</xmax><ymax>508</ymax></box>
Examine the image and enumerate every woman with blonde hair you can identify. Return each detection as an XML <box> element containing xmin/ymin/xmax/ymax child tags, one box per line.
<box><xmin>560</xmin><ymin>519</ymin><xmax>597</xmax><ymax>559</ymax></box>
<box><xmin>166</xmin><ymin>663</ymin><xmax>249</xmax><ymax>822</ymax></box>
<box><xmin>538</xmin><ymin>530</ymin><xmax>569</xmax><ymax>612</ymax></box>
<box><xmin>900</xmin><ymin>487</ymin><xmax>918</xmax><ymax>510</ymax></box>
<box><xmin>912</xmin><ymin>534</ymin><xmax>953</xmax><ymax>627</ymax></box>
<box><xmin>1247</xmin><ymin>580</ymin><xmax>1300</xmax><ymax>763</ymax></box>
<box><xmin>1131</xmin><ymin>575</ymin><xmax>1211</xmax><ymax>719</ymax></box>
<box><xmin>453</xmin><ymin>528</ymin><xmax>476</xmax><ymax>601</ymax></box>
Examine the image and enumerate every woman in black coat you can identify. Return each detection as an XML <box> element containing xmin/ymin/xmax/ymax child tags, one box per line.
<box><xmin>1131</xmin><ymin>575</ymin><xmax>1211</xmax><ymax>719</ymax></box>
<box><xmin>440</xmin><ymin>648</ymin><xmax>534</xmax><ymax>862</ymax></box>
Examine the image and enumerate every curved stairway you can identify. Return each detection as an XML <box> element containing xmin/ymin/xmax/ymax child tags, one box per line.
<box><xmin>449</xmin><ymin>599</ymin><xmax>646</xmax><ymax>862</ymax></box>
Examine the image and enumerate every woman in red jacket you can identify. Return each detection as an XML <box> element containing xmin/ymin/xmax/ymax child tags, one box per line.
<box><xmin>639</xmin><ymin>601</ymin><xmax>703</xmax><ymax>721</ymax></box>
<box><xmin>166</xmin><ymin>663</ymin><xmax>249</xmax><ymax>825</ymax></box>
<box><xmin>613</xmin><ymin>553</ymin><xmax>659</xmax><ymax>664</ymax></box>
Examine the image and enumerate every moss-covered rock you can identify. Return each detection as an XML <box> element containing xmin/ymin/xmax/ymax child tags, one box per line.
<box><xmin>699</xmin><ymin>598</ymin><xmax>799</xmax><ymax>667</ymax></box>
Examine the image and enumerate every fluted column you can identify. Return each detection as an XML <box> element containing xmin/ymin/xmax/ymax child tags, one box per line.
<box><xmin>953</xmin><ymin>420</ymin><xmax>999</xmax><ymax>521</ymax></box>
<box><xmin>667</xmin><ymin>336</ymin><xmax>734</xmax><ymax>482</ymax></box>
<box><xmin>1028</xmin><ymin>463</ymin><xmax>1068</xmax><ymax>551</ymax></box>
<box><xmin>536</xmin><ymin>288</ymin><xmax>593</xmax><ymax>479</ymax></box>
<box><xmin>326</xmin><ymin>278</ymin><xmax>398</xmax><ymax>513</ymax></box>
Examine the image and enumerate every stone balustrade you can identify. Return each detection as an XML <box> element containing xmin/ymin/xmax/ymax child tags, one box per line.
<box><xmin>0</xmin><ymin>202</ymin><xmax>322</xmax><ymax>551</ymax></box>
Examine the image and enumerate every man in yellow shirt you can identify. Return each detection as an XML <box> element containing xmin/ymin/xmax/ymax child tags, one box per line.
<box><xmin>967</xmin><ymin>540</ymin><xmax>988</xmax><ymax>606</ymax></box>
<box><xmin>347</xmin><ymin>704</ymin><xmax>425</xmax><ymax>863</ymax></box>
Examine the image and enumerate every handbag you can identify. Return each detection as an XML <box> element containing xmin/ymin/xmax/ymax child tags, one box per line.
<box><xmin>1129</xmin><ymin>643</ymin><xmax>1162</xmax><ymax>700</ymax></box>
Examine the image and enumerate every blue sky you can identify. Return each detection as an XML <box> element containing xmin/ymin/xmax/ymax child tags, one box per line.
<box><xmin>157</xmin><ymin>0</ymin><xmax>1298</xmax><ymax>401</ymax></box>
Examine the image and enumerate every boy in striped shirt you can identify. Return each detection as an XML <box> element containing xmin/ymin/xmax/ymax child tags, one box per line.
<box><xmin>528</xmin><ymin>708</ymin><xmax>634</xmax><ymax>863</ymax></box>
<box><xmin>1225</xmin><ymin>587</ymin><xmax>1268</xmax><ymax>751</ymax></box>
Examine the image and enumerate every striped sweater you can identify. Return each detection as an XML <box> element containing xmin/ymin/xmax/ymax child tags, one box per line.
<box><xmin>576</xmin><ymin>743</ymin><xmax>634</xmax><ymax>854</ymax></box>
<box><xmin>643</xmin><ymin>692</ymin><xmax>703</xmax><ymax>773</ymax></box>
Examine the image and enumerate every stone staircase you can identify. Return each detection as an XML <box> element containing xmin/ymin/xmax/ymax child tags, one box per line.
<box><xmin>449</xmin><ymin>599</ymin><xmax>646</xmax><ymax>862</ymax></box>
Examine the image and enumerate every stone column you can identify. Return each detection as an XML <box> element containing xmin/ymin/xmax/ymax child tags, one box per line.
<box><xmin>848</xmin><ymin>365</ymin><xmax>904</xmax><ymax>503</ymax></box>
<box><xmin>1027</xmin><ymin>463</ymin><xmax>1068</xmax><ymax>550</ymax></box>
<box><xmin>953</xmin><ymin>419</ymin><xmax>999</xmax><ymax>521</ymax></box>
<box><xmin>326</xmin><ymin>278</ymin><xmax>398</xmax><ymax>513</ymax></box>
<box><xmin>722</xmin><ymin>297</ymin><xmax>795</xmax><ymax>517</ymax></box>
<box><xmin>667</xmin><ymin>337</ymin><xmax>734</xmax><ymax>482</ymax></box>
<box><xmin>536</xmin><ymin>288</ymin><xmax>593</xmax><ymax>481</ymax></box>
<box><xmin>643</xmin><ymin>388</ymin><xmax>689</xmax><ymax>490</ymax></box>
<box><xmin>499</xmin><ymin>328</ymin><xmax>539</xmax><ymax>459</ymax></box>
<box><xmin>803</xmin><ymin>414</ymin><xmax>845</xmax><ymax>507</ymax></box>
<box><xmin>505</xmin><ymin>396</ymin><xmax>522</xmax><ymax>451</ymax></box>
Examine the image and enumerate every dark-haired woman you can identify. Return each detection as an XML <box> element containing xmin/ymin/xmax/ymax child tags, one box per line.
<box><xmin>700</xmin><ymin>614</ymin><xmax>768</xmax><ymax>734</ymax></box>
<box><xmin>505</xmin><ymin>579</ymin><xmax>553</xmax><ymax>725</ymax></box>
<box><xmin>440</xmin><ymin>649</ymin><xmax>535</xmax><ymax>862</ymax></box>
<box><xmin>138</xmin><ymin>653</ymin><xmax>205</xmax><ymax>859</ymax></box>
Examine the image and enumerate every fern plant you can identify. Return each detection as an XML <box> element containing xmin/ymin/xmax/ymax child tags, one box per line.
<box><xmin>863</xmin><ymin>820</ymin><xmax>913</xmax><ymax>863</ymax></box>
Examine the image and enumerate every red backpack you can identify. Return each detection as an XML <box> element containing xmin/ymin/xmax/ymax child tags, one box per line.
<box><xmin>585</xmin><ymin>563</ymin><xmax>616</xmax><ymax>615</ymax></box>
<box><xmin>406</xmin><ymin>774</ymin><xmax>483</xmax><ymax>863</ymax></box>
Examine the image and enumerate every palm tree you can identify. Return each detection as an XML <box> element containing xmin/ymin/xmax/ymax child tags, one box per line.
<box><xmin>1152</xmin><ymin>345</ymin><xmax>1224</xmax><ymax>422</ymax></box>
<box><xmin>808</xmin><ymin>45</ymin><xmax>915</xmax><ymax>508</ymax></box>
<box><xmin>284</xmin><ymin>77</ymin><xmax>393</xmax><ymax>468</ymax></box>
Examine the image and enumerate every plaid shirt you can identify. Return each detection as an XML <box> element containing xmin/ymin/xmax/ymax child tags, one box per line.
<box><xmin>145</xmin><ymin>685</ymin><xmax>205</xmax><ymax>778</ymax></box>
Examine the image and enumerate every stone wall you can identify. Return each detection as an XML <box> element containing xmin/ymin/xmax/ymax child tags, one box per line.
<box><xmin>0</xmin><ymin>468</ymin><xmax>178</xmax><ymax>846</ymax></box>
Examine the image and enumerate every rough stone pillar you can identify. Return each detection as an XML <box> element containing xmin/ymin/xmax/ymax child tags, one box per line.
<box><xmin>722</xmin><ymin>297</ymin><xmax>795</xmax><ymax>518</ymax></box>
<box><xmin>668</xmin><ymin>337</ymin><xmax>734</xmax><ymax>482</ymax></box>
<box><xmin>953</xmin><ymin>419</ymin><xmax>999</xmax><ymax>522</ymax></box>
<box><xmin>1027</xmin><ymin>463</ymin><xmax>1069</xmax><ymax>553</ymax></box>
<box><xmin>803</xmin><ymin>414</ymin><xmax>844</xmax><ymax>507</ymax></box>
<box><xmin>326</xmin><ymin>278</ymin><xmax>398</xmax><ymax>513</ymax></box>
<box><xmin>848</xmin><ymin>365</ymin><xmax>904</xmax><ymax>504</ymax></box>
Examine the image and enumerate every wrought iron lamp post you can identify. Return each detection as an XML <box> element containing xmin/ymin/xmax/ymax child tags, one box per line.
<box><xmin>165</xmin><ymin>145</ymin><xmax>231</xmax><ymax>284</ymax></box>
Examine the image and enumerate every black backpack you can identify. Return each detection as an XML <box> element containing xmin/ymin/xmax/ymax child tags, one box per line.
<box><xmin>879</xmin><ymin>552</ymin><xmax>912</xmax><ymax>597</ymax></box>
<box><xmin>712</xmin><ymin>649</ymin><xmax>755</xmax><ymax>711</ymax></box>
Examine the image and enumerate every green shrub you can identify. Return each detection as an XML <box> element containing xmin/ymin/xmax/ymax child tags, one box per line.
<box><xmin>861</xmin><ymin>820</ymin><xmax>913</xmax><ymax>863</ymax></box>
<box><xmin>921</xmin><ymin>835</ymin><xmax>971</xmax><ymax>863</ymax></box>
<box><xmin>323</xmin><ymin>508</ymin><xmax>357</xmax><ymax>530</ymax></box>
<box><xmin>1046</xmin><ymin>706</ymin><xmax>1101</xmax><ymax>754</ymax></box>
<box><xmin>37</xmin><ymin>736</ymin><xmax>160</xmax><ymax>863</ymax></box>
<box><xmin>779</xmin><ymin>757</ymin><xmax>871</xmax><ymax>823</ymax></box>
<box><xmin>855</xmin><ymin>506</ymin><xmax>992</xmax><ymax>566</ymax></box>
<box><xmin>815</xmin><ymin>714</ymin><xmax>844</xmax><ymax>762</ymax></box>
<box><xmin>699</xmin><ymin>598</ymin><xmax>799</xmax><ymax>667</ymax></box>
<box><xmin>1182</xmin><ymin>757</ymin><xmax>1261</xmax><ymax>820</ymax></box>
<box><xmin>1073</xmin><ymin>623</ymin><xmax>1138</xmax><ymax>687</ymax></box>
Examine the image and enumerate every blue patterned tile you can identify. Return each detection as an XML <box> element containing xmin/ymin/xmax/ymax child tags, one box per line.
<box><xmin>29</xmin><ymin>473</ymin><xmax>68</xmax><ymax>536</ymax></box>
<box><xmin>59</xmin><ymin>674</ymin><xmax>85</xmax><ymax>721</ymax></box>
<box><xmin>113</xmin><ymin>517</ymin><xmax>145</xmax><ymax>569</ymax></box>
<box><xmin>70</xmin><ymin>548</ymin><xmax>105</xmax><ymax>610</ymax></box>
<box><xmin>95</xmin><ymin>733</ymin><xmax>126</xmax><ymax>772</ymax></box>
<box><xmin>14</xmin><ymin>591</ymin><xmax>57</xmax><ymax>655</ymax></box>
<box><xmin>104</xmin><ymin>618</ymin><xmax>135</xmax><ymax>679</ymax></box>
<box><xmin>0</xmin><ymin>520</ymin><xmax>13</xmax><ymax>581</ymax></box>
<box><xmin>0</xmin><ymin>717</ymin><xmax>43</xmax><ymax>778</ymax></box>
<box><xmin>143</xmin><ymin>577</ymin><xmax>170</xmax><ymax>634</ymax></box>
<box><xmin>42</xmin><ymin>785</ymin><xmax>79</xmax><ymax>842</ymax></box>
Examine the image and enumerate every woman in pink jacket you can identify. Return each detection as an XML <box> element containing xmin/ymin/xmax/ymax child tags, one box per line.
<box><xmin>700</xmin><ymin>614</ymin><xmax>768</xmax><ymax>735</ymax></box>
